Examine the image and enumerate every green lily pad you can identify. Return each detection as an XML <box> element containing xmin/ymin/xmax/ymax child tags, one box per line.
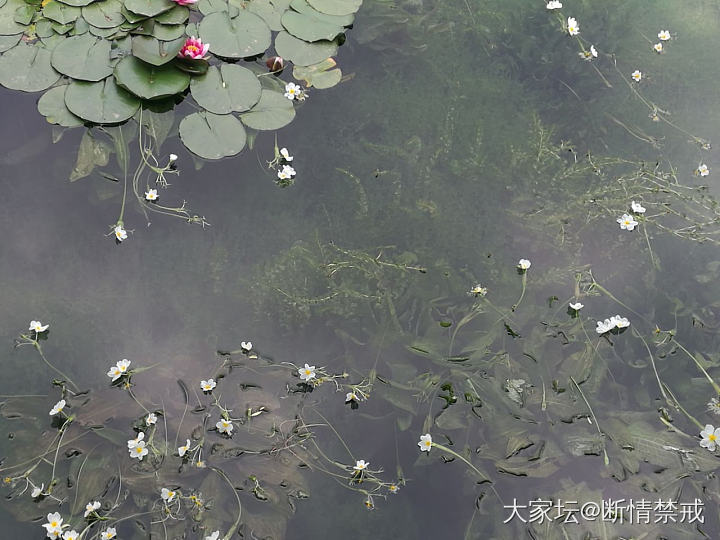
<box><xmin>0</xmin><ymin>43</ymin><xmax>60</xmax><ymax>91</ymax></box>
<box><xmin>239</xmin><ymin>89</ymin><xmax>295</xmax><ymax>130</ymax></box>
<box><xmin>198</xmin><ymin>0</ymin><xmax>231</xmax><ymax>15</ymax></box>
<box><xmin>152</xmin><ymin>22</ymin><xmax>185</xmax><ymax>40</ymax></box>
<box><xmin>245</xmin><ymin>0</ymin><xmax>291</xmax><ymax>31</ymax></box>
<box><xmin>274</xmin><ymin>30</ymin><xmax>337</xmax><ymax>66</ymax></box>
<box><xmin>82</xmin><ymin>0</ymin><xmax>124</xmax><ymax>28</ymax></box>
<box><xmin>131</xmin><ymin>35</ymin><xmax>184</xmax><ymax>66</ymax></box>
<box><xmin>123</xmin><ymin>0</ymin><xmax>173</xmax><ymax>16</ymax></box>
<box><xmin>14</xmin><ymin>4</ymin><xmax>35</xmax><ymax>25</ymax></box>
<box><xmin>307</xmin><ymin>0</ymin><xmax>361</xmax><ymax>16</ymax></box>
<box><xmin>153</xmin><ymin>4</ymin><xmax>187</xmax><ymax>24</ymax></box>
<box><xmin>56</xmin><ymin>0</ymin><xmax>96</xmax><ymax>7</ymax></box>
<box><xmin>179</xmin><ymin>111</ymin><xmax>246</xmax><ymax>159</ymax></box>
<box><xmin>51</xmin><ymin>22</ymin><xmax>75</xmax><ymax>34</ymax></box>
<box><xmin>120</xmin><ymin>5</ymin><xmax>147</xmax><ymax>23</ymax></box>
<box><xmin>36</xmin><ymin>18</ymin><xmax>55</xmax><ymax>37</ymax></box>
<box><xmin>88</xmin><ymin>25</ymin><xmax>119</xmax><ymax>38</ymax></box>
<box><xmin>198</xmin><ymin>11</ymin><xmax>270</xmax><ymax>59</ymax></box>
<box><xmin>37</xmin><ymin>85</ymin><xmax>84</xmax><ymax>127</ymax></box>
<box><xmin>113</xmin><ymin>55</ymin><xmax>189</xmax><ymax>99</ymax></box>
<box><xmin>190</xmin><ymin>64</ymin><xmax>261</xmax><ymax>114</ymax></box>
<box><xmin>51</xmin><ymin>34</ymin><xmax>112</xmax><ymax>81</ymax></box>
<box><xmin>290</xmin><ymin>0</ymin><xmax>354</xmax><ymax>26</ymax></box>
<box><xmin>0</xmin><ymin>32</ymin><xmax>20</xmax><ymax>52</ymax></box>
<box><xmin>43</xmin><ymin>1</ymin><xmax>81</xmax><ymax>23</ymax></box>
<box><xmin>0</xmin><ymin>0</ymin><xmax>27</xmax><ymax>35</ymax></box>
<box><xmin>72</xmin><ymin>15</ymin><xmax>89</xmax><ymax>33</ymax></box>
<box><xmin>293</xmin><ymin>57</ymin><xmax>341</xmax><ymax>88</ymax></box>
<box><xmin>281</xmin><ymin>10</ymin><xmax>343</xmax><ymax>42</ymax></box>
<box><xmin>65</xmin><ymin>77</ymin><xmax>140</xmax><ymax>123</ymax></box>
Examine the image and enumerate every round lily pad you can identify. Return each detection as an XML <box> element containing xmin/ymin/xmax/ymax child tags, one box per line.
<box><xmin>0</xmin><ymin>32</ymin><xmax>20</xmax><ymax>52</ymax></box>
<box><xmin>152</xmin><ymin>22</ymin><xmax>185</xmax><ymax>41</ymax></box>
<box><xmin>190</xmin><ymin>64</ymin><xmax>261</xmax><ymax>114</ymax></box>
<box><xmin>65</xmin><ymin>77</ymin><xmax>140</xmax><ymax>123</ymax></box>
<box><xmin>179</xmin><ymin>111</ymin><xmax>247</xmax><ymax>159</ymax></box>
<box><xmin>274</xmin><ymin>30</ymin><xmax>337</xmax><ymax>66</ymax></box>
<box><xmin>42</xmin><ymin>1</ymin><xmax>81</xmax><ymax>24</ymax></box>
<box><xmin>51</xmin><ymin>34</ymin><xmax>112</xmax><ymax>81</ymax></box>
<box><xmin>308</xmin><ymin>0</ymin><xmax>361</xmax><ymax>16</ymax></box>
<box><xmin>0</xmin><ymin>43</ymin><xmax>60</xmax><ymax>92</ymax></box>
<box><xmin>56</xmin><ymin>0</ymin><xmax>96</xmax><ymax>7</ymax></box>
<box><xmin>131</xmin><ymin>35</ymin><xmax>184</xmax><ymax>66</ymax></box>
<box><xmin>293</xmin><ymin>58</ymin><xmax>341</xmax><ymax>88</ymax></box>
<box><xmin>239</xmin><ymin>89</ymin><xmax>295</xmax><ymax>130</ymax></box>
<box><xmin>82</xmin><ymin>0</ymin><xmax>124</xmax><ymax>28</ymax></box>
<box><xmin>289</xmin><ymin>0</ymin><xmax>354</xmax><ymax>26</ymax></box>
<box><xmin>37</xmin><ymin>85</ymin><xmax>84</xmax><ymax>127</ymax></box>
<box><xmin>123</xmin><ymin>0</ymin><xmax>173</xmax><ymax>17</ymax></box>
<box><xmin>247</xmin><ymin>0</ymin><xmax>291</xmax><ymax>31</ymax></box>
<box><xmin>113</xmin><ymin>55</ymin><xmax>190</xmax><ymax>99</ymax></box>
<box><xmin>0</xmin><ymin>0</ymin><xmax>27</xmax><ymax>35</ymax></box>
<box><xmin>153</xmin><ymin>4</ymin><xmax>187</xmax><ymax>24</ymax></box>
<box><xmin>281</xmin><ymin>10</ymin><xmax>343</xmax><ymax>42</ymax></box>
<box><xmin>198</xmin><ymin>11</ymin><xmax>271</xmax><ymax>59</ymax></box>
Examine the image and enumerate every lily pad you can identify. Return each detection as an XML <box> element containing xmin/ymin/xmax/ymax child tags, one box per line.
<box><xmin>0</xmin><ymin>0</ymin><xmax>27</xmax><ymax>35</ymax></box>
<box><xmin>293</xmin><ymin>57</ymin><xmax>341</xmax><ymax>88</ymax></box>
<box><xmin>123</xmin><ymin>0</ymin><xmax>173</xmax><ymax>17</ymax></box>
<box><xmin>113</xmin><ymin>55</ymin><xmax>190</xmax><ymax>99</ymax></box>
<box><xmin>14</xmin><ymin>4</ymin><xmax>35</xmax><ymax>25</ymax></box>
<box><xmin>43</xmin><ymin>2</ymin><xmax>81</xmax><ymax>24</ymax></box>
<box><xmin>290</xmin><ymin>0</ymin><xmax>354</xmax><ymax>26</ymax></box>
<box><xmin>0</xmin><ymin>43</ymin><xmax>60</xmax><ymax>92</ymax></box>
<box><xmin>0</xmin><ymin>32</ymin><xmax>20</xmax><ymax>52</ymax></box>
<box><xmin>274</xmin><ymin>31</ymin><xmax>337</xmax><ymax>66</ymax></box>
<box><xmin>131</xmin><ymin>35</ymin><xmax>184</xmax><ymax>66</ymax></box>
<box><xmin>152</xmin><ymin>22</ymin><xmax>185</xmax><ymax>41</ymax></box>
<box><xmin>82</xmin><ymin>0</ymin><xmax>124</xmax><ymax>28</ymax></box>
<box><xmin>198</xmin><ymin>0</ymin><xmax>230</xmax><ymax>15</ymax></box>
<box><xmin>281</xmin><ymin>10</ymin><xmax>343</xmax><ymax>42</ymax></box>
<box><xmin>56</xmin><ymin>0</ymin><xmax>96</xmax><ymax>7</ymax></box>
<box><xmin>153</xmin><ymin>4</ymin><xmax>187</xmax><ymax>24</ymax></box>
<box><xmin>198</xmin><ymin>11</ymin><xmax>270</xmax><ymax>59</ymax></box>
<box><xmin>307</xmin><ymin>0</ymin><xmax>361</xmax><ymax>16</ymax></box>
<box><xmin>65</xmin><ymin>77</ymin><xmax>140</xmax><ymax>123</ymax></box>
<box><xmin>239</xmin><ymin>89</ymin><xmax>295</xmax><ymax>130</ymax></box>
<box><xmin>245</xmin><ymin>0</ymin><xmax>292</xmax><ymax>31</ymax></box>
<box><xmin>179</xmin><ymin>111</ymin><xmax>246</xmax><ymax>159</ymax></box>
<box><xmin>88</xmin><ymin>25</ymin><xmax>120</xmax><ymax>38</ymax></box>
<box><xmin>51</xmin><ymin>34</ymin><xmax>113</xmax><ymax>81</ymax></box>
<box><xmin>190</xmin><ymin>64</ymin><xmax>261</xmax><ymax>114</ymax></box>
<box><xmin>37</xmin><ymin>85</ymin><xmax>85</xmax><ymax>127</ymax></box>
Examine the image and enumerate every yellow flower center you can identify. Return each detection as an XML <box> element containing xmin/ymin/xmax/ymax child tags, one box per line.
<box><xmin>51</xmin><ymin>521</ymin><xmax>58</xmax><ymax>527</ymax></box>
<box><xmin>187</xmin><ymin>45</ymin><xmax>199</xmax><ymax>54</ymax></box>
<box><xmin>135</xmin><ymin>447</ymin><xmax>142</xmax><ymax>453</ymax></box>
<box><xmin>710</xmin><ymin>434</ymin><xmax>716</xmax><ymax>441</ymax></box>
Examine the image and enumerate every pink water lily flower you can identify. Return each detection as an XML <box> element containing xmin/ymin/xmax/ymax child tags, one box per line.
<box><xmin>172</xmin><ymin>0</ymin><xmax>197</xmax><ymax>4</ymax></box>
<box><xmin>179</xmin><ymin>37</ymin><xmax>209</xmax><ymax>60</ymax></box>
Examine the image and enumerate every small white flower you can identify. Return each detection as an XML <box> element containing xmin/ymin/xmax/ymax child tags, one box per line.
<box><xmin>241</xmin><ymin>341</ymin><xmax>252</xmax><ymax>351</ymax></box>
<box><xmin>114</xmin><ymin>225</ymin><xmax>128</xmax><ymax>242</ymax></box>
<box><xmin>388</xmin><ymin>483</ymin><xmax>400</xmax><ymax>494</ymax></box>
<box><xmin>698</xmin><ymin>164</ymin><xmax>710</xmax><ymax>176</ymax></box>
<box><xmin>700</xmin><ymin>424</ymin><xmax>720</xmax><ymax>452</ymax></box>
<box><xmin>43</xmin><ymin>512</ymin><xmax>64</xmax><ymax>535</ymax></box>
<box><xmin>567</xmin><ymin>17</ymin><xmax>579</xmax><ymax>35</ymax></box>
<box><xmin>29</xmin><ymin>320</ymin><xmax>49</xmax><ymax>333</ymax></box>
<box><xmin>280</xmin><ymin>148</ymin><xmax>293</xmax><ymax>161</ymax></box>
<box><xmin>161</xmin><ymin>487</ymin><xmax>176</xmax><ymax>502</ymax></box>
<box><xmin>631</xmin><ymin>70</ymin><xmax>642</xmax><ymax>82</ymax></box>
<box><xmin>298</xmin><ymin>363</ymin><xmax>316</xmax><ymax>381</ymax></box>
<box><xmin>658</xmin><ymin>30</ymin><xmax>671</xmax><ymax>41</ymax></box>
<box><xmin>569</xmin><ymin>302</ymin><xmax>584</xmax><ymax>311</ymax></box>
<box><xmin>418</xmin><ymin>433</ymin><xmax>433</xmax><ymax>452</ymax></box>
<box><xmin>277</xmin><ymin>168</ymin><xmax>291</xmax><ymax>181</ymax></box>
<box><xmin>100</xmin><ymin>528</ymin><xmax>117</xmax><ymax>540</ymax></box>
<box><xmin>284</xmin><ymin>82</ymin><xmax>301</xmax><ymax>100</ymax></box>
<box><xmin>31</xmin><ymin>483</ymin><xmax>44</xmax><ymax>498</ymax></box>
<box><xmin>617</xmin><ymin>213</ymin><xmax>638</xmax><ymax>231</ymax></box>
<box><xmin>579</xmin><ymin>45</ymin><xmax>597</xmax><ymax>61</ymax></box>
<box><xmin>107</xmin><ymin>359</ymin><xmax>131</xmax><ymax>381</ymax></box>
<box><xmin>590</xmin><ymin>45</ymin><xmax>597</xmax><ymax>57</ymax></box>
<box><xmin>205</xmin><ymin>532</ymin><xmax>220</xmax><ymax>540</ymax></box>
<box><xmin>84</xmin><ymin>501</ymin><xmax>101</xmax><ymax>517</ymax></box>
<box><xmin>346</xmin><ymin>391</ymin><xmax>360</xmax><ymax>402</ymax></box>
<box><xmin>612</xmin><ymin>315</ymin><xmax>630</xmax><ymax>329</ymax></box>
<box><xmin>653</xmin><ymin>42</ymin><xmax>663</xmax><ymax>53</ymax></box>
<box><xmin>129</xmin><ymin>441</ymin><xmax>148</xmax><ymax>460</ymax></box>
<box><xmin>216</xmin><ymin>418</ymin><xmax>234</xmax><ymax>435</ymax></box>
<box><xmin>631</xmin><ymin>201</ymin><xmax>646</xmax><ymax>214</ymax></box>
<box><xmin>518</xmin><ymin>259</ymin><xmax>531</xmax><ymax>270</ymax></box>
<box><xmin>596</xmin><ymin>318</ymin><xmax>613</xmax><ymax>334</ymax></box>
<box><xmin>469</xmin><ymin>284</ymin><xmax>487</xmax><ymax>296</ymax></box>
<box><xmin>146</xmin><ymin>412</ymin><xmax>158</xmax><ymax>425</ymax></box>
<box><xmin>145</xmin><ymin>189</ymin><xmax>158</xmax><ymax>201</ymax></box>
<box><xmin>63</xmin><ymin>530</ymin><xmax>80</xmax><ymax>540</ymax></box>
<box><xmin>546</xmin><ymin>1</ymin><xmax>562</xmax><ymax>9</ymax></box>
<box><xmin>353</xmin><ymin>459</ymin><xmax>369</xmax><ymax>471</ymax></box>
<box><xmin>49</xmin><ymin>399</ymin><xmax>66</xmax><ymax>416</ymax></box>
<box><xmin>127</xmin><ymin>431</ymin><xmax>145</xmax><ymax>448</ymax></box>
<box><xmin>200</xmin><ymin>379</ymin><xmax>216</xmax><ymax>392</ymax></box>
<box><xmin>708</xmin><ymin>398</ymin><xmax>720</xmax><ymax>415</ymax></box>
<box><xmin>169</xmin><ymin>153</ymin><xmax>178</xmax><ymax>162</ymax></box>
<box><xmin>178</xmin><ymin>439</ymin><xmax>191</xmax><ymax>457</ymax></box>
<box><xmin>280</xmin><ymin>164</ymin><xmax>296</xmax><ymax>177</ymax></box>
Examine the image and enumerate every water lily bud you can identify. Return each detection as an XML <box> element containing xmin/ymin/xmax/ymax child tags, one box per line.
<box><xmin>266</xmin><ymin>56</ymin><xmax>284</xmax><ymax>72</ymax></box>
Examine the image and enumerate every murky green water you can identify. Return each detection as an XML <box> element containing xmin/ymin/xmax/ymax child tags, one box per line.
<box><xmin>3</xmin><ymin>0</ymin><xmax>720</xmax><ymax>538</ymax></box>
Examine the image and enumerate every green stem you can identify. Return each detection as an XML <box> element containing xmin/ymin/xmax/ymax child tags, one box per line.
<box><xmin>431</xmin><ymin>443</ymin><xmax>504</xmax><ymax>504</ymax></box>
<box><xmin>511</xmin><ymin>272</ymin><xmax>527</xmax><ymax>312</ymax></box>
<box><xmin>570</xmin><ymin>377</ymin><xmax>609</xmax><ymax>466</ymax></box>
<box><xmin>672</xmin><ymin>339</ymin><xmax>720</xmax><ymax>395</ymax></box>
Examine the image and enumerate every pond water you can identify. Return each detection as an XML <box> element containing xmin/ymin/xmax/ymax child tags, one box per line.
<box><xmin>3</xmin><ymin>0</ymin><xmax>720</xmax><ymax>538</ymax></box>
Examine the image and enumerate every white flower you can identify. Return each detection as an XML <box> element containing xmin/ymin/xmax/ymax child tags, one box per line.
<box><xmin>241</xmin><ymin>341</ymin><xmax>252</xmax><ymax>351</ymax></box>
<box><xmin>658</xmin><ymin>30</ymin><xmax>671</xmax><ymax>41</ymax></box>
<box><xmin>353</xmin><ymin>459</ymin><xmax>369</xmax><ymax>471</ymax></box>
<box><xmin>200</xmin><ymin>379</ymin><xmax>216</xmax><ymax>392</ymax></box>
<box><xmin>631</xmin><ymin>70</ymin><xmax>642</xmax><ymax>82</ymax></box>
<box><xmin>178</xmin><ymin>439</ymin><xmax>191</xmax><ymax>457</ymax></box>
<box><xmin>617</xmin><ymin>213</ymin><xmax>638</xmax><ymax>231</ymax></box>
<box><xmin>84</xmin><ymin>501</ymin><xmax>101</xmax><ymax>517</ymax></box>
<box><xmin>161</xmin><ymin>487</ymin><xmax>176</xmax><ymax>502</ymax></box>
<box><xmin>43</xmin><ymin>512</ymin><xmax>64</xmax><ymax>536</ymax></box>
<box><xmin>146</xmin><ymin>412</ymin><xmax>158</xmax><ymax>425</ymax></box>
<box><xmin>49</xmin><ymin>399</ymin><xmax>66</xmax><ymax>416</ymax></box>
<box><xmin>708</xmin><ymin>398</ymin><xmax>720</xmax><ymax>415</ymax></box>
<box><xmin>145</xmin><ymin>189</ymin><xmax>158</xmax><ymax>201</ymax></box>
<box><xmin>567</xmin><ymin>17</ymin><xmax>579</xmax><ymax>35</ymax></box>
<box><xmin>129</xmin><ymin>440</ymin><xmax>148</xmax><ymax>460</ymax></box>
<box><xmin>284</xmin><ymin>82</ymin><xmax>301</xmax><ymax>100</ymax></box>
<box><xmin>346</xmin><ymin>391</ymin><xmax>360</xmax><ymax>402</ymax></box>
<box><xmin>169</xmin><ymin>153</ymin><xmax>178</xmax><ymax>162</ymax></box>
<box><xmin>216</xmin><ymin>418</ymin><xmax>234</xmax><ymax>435</ymax></box>
<box><xmin>107</xmin><ymin>359</ymin><xmax>131</xmax><ymax>381</ymax></box>
<box><xmin>698</xmin><ymin>164</ymin><xmax>710</xmax><ymax>176</ymax></box>
<box><xmin>590</xmin><ymin>45</ymin><xmax>597</xmax><ymax>57</ymax></box>
<box><xmin>205</xmin><ymin>532</ymin><xmax>220</xmax><ymax>540</ymax></box>
<box><xmin>280</xmin><ymin>148</ymin><xmax>293</xmax><ymax>161</ymax></box>
<box><xmin>631</xmin><ymin>201</ymin><xmax>646</xmax><ymax>214</ymax></box>
<box><xmin>418</xmin><ymin>433</ymin><xmax>433</xmax><ymax>452</ymax></box>
<box><xmin>469</xmin><ymin>284</ymin><xmax>487</xmax><ymax>296</ymax></box>
<box><xmin>518</xmin><ymin>259</ymin><xmax>531</xmax><ymax>270</ymax></box>
<box><xmin>100</xmin><ymin>528</ymin><xmax>117</xmax><ymax>540</ymax></box>
<box><xmin>612</xmin><ymin>315</ymin><xmax>630</xmax><ymax>329</ymax></box>
<box><xmin>127</xmin><ymin>431</ymin><xmax>145</xmax><ymax>448</ymax></box>
<box><xmin>546</xmin><ymin>1</ymin><xmax>562</xmax><ymax>9</ymax></box>
<box><xmin>653</xmin><ymin>42</ymin><xmax>663</xmax><ymax>53</ymax></box>
<box><xmin>280</xmin><ymin>164</ymin><xmax>296</xmax><ymax>177</ymax></box>
<box><xmin>579</xmin><ymin>45</ymin><xmax>597</xmax><ymax>61</ymax></box>
<box><xmin>29</xmin><ymin>320</ymin><xmax>49</xmax><ymax>333</ymax></box>
<box><xmin>569</xmin><ymin>302</ymin><xmax>584</xmax><ymax>311</ymax></box>
<box><xmin>388</xmin><ymin>484</ymin><xmax>400</xmax><ymax>494</ymax></box>
<box><xmin>114</xmin><ymin>225</ymin><xmax>128</xmax><ymax>242</ymax></box>
<box><xmin>596</xmin><ymin>318</ymin><xmax>613</xmax><ymax>334</ymax></box>
<box><xmin>298</xmin><ymin>363</ymin><xmax>316</xmax><ymax>381</ymax></box>
<box><xmin>31</xmin><ymin>483</ymin><xmax>44</xmax><ymax>498</ymax></box>
<box><xmin>700</xmin><ymin>424</ymin><xmax>720</xmax><ymax>451</ymax></box>
<box><xmin>63</xmin><ymin>530</ymin><xmax>80</xmax><ymax>540</ymax></box>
